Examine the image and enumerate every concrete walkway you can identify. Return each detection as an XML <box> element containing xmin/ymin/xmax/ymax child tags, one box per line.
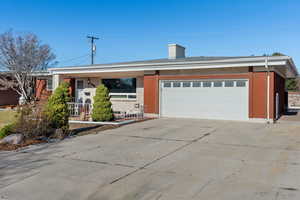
<box><xmin>1</xmin><ymin>118</ymin><xmax>300</xmax><ymax>200</ymax></box>
<box><xmin>279</xmin><ymin>109</ymin><xmax>300</xmax><ymax>122</ymax></box>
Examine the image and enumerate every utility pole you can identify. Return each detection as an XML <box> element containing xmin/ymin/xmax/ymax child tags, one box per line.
<box><xmin>87</xmin><ymin>35</ymin><xmax>99</xmax><ymax>65</ymax></box>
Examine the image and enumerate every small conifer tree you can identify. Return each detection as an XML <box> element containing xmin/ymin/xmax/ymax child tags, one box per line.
<box><xmin>92</xmin><ymin>84</ymin><xmax>114</xmax><ymax>121</ymax></box>
<box><xmin>44</xmin><ymin>82</ymin><xmax>70</xmax><ymax>132</ymax></box>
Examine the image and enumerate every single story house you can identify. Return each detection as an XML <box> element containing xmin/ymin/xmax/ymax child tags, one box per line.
<box><xmin>0</xmin><ymin>89</ymin><xmax>19</xmax><ymax>107</ymax></box>
<box><xmin>37</xmin><ymin>44</ymin><xmax>298</xmax><ymax>122</ymax></box>
<box><xmin>0</xmin><ymin>73</ymin><xmax>20</xmax><ymax>107</ymax></box>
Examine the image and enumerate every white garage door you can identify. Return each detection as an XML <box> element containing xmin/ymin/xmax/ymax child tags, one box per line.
<box><xmin>160</xmin><ymin>79</ymin><xmax>249</xmax><ymax>120</ymax></box>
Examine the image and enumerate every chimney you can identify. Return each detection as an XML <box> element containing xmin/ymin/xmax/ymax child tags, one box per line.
<box><xmin>168</xmin><ymin>44</ymin><xmax>185</xmax><ymax>59</ymax></box>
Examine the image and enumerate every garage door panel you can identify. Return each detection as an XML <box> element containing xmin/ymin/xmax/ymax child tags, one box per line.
<box><xmin>161</xmin><ymin>80</ymin><xmax>248</xmax><ymax>120</ymax></box>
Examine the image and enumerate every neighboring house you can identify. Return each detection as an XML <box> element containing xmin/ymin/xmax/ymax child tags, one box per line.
<box><xmin>0</xmin><ymin>89</ymin><xmax>19</xmax><ymax>107</ymax></box>
<box><xmin>0</xmin><ymin>71</ymin><xmax>52</xmax><ymax>107</ymax></box>
<box><xmin>37</xmin><ymin>44</ymin><xmax>298</xmax><ymax>122</ymax></box>
<box><xmin>0</xmin><ymin>73</ymin><xmax>20</xmax><ymax>107</ymax></box>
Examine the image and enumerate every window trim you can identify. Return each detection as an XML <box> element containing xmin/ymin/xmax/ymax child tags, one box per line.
<box><xmin>109</xmin><ymin>92</ymin><xmax>137</xmax><ymax>100</ymax></box>
<box><xmin>46</xmin><ymin>78</ymin><xmax>53</xmax><ymax>91</ymax></box>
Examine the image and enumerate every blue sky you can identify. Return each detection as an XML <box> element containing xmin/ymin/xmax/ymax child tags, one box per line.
<box><xmin>0</xmin><ymin>0</ymin><xmax>299</xmax><ymax>69</ymax></box>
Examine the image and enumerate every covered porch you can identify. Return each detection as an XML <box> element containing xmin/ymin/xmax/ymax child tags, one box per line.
<box><xmin>52</xmin><ymin>71</ymin><xmax>145</xmax><ymax>121</ymax></box>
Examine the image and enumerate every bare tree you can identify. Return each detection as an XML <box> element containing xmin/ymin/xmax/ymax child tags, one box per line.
<box><xmin>0</xmin><ymin>30</ymin><xmax>56</xmax><ymax>103</ymax></box>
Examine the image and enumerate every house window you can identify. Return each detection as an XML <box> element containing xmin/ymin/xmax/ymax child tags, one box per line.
<box><xmin>47</xmin><ymin>78</ymin><xmax>53</xmax><ymax>91</ymax></box>
<box><xmin>173</xmin><ymin>81</ymin><xmax>181</xmax><ymax>87</ymax></box>
<box><xmin>110</xmin><ymin>94</ymin><xmax>127</xmax><ymax>98</ymax></box>
<box><xmin>128</xmin><ymin>94</ymin><xmax>137</xmax><ymax>99</ymax></box>
<box><xmin>76</xmin><ymin>80</ymin><xmax>84</xmax><ymax>89</ymax></box>
<box><xmin>192</xmin><ymin>81</ymin><xmax>201</xmax><ymax>87</ymax></box>
<box><xmin>236</xmin><ymin>80</ymin><xmax>246</xmax><ymax>87</ymax></box>
<box><xmin>182</xmin><ymin>82</ymin><xmax>191</xmax><ymax>87</ymax></box>
<box><xmin>203</xmin><ymin>81</ymin><xmax>212</xmax><ymax>87</ymax></box>
<box><xmin>102</xmin><ymin>78</ymin><xmax>136</xmax><ymax>93</ymax></box>
<box><xmin>213</xmin><ymin>81</ymin><xmax>223</xmax><ymax>87</ymax></box>
<box><xmin>224</xmin><ymin>80</ymin><xmax>234</xmax><ymax>87</ymax></box>
<box><xmin>163</xmin><ymin>82</ymin><xmax>171</xmax><ymax>88</ymax></box>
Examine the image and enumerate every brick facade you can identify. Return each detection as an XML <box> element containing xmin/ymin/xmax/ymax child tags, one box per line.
<box><xmin>35</xmin><ymin>79</ymin><xmax>52</xmax><ymax>101</ymax></box>
<box><xmin>143</xmin><ymin>70</ymin><xmax>286</xmax><ymax>120</ymax></box>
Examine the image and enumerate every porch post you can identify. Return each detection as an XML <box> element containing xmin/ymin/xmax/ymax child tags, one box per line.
<box><xmin>53</xmin><ymin>74</ymin><xmax>60</xmax><ymax>90</ymax></box>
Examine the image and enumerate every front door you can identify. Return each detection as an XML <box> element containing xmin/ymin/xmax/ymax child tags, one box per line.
<box><xmin>75</xmin><ymin>79</ymin><xmax>84</xmax><ymax>103</ymax></box>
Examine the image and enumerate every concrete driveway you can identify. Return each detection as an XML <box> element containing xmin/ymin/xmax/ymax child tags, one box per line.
<box><xmin>1</xmin><ymin>118</ymin><xmax>300</xmax><ymax>200</ymax></box>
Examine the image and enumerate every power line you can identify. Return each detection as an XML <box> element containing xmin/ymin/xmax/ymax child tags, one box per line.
<box><xmin>58</xmin><ymin>54</ymin><xmax>90</xmax><ymax>65</ymax></box>
<box><xmin>72</xmin><ymin>56</ymin><xmax>90</xmax><ymax>66</ymax></box>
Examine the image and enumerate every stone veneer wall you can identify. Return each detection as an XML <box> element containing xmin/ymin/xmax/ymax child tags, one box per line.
<box><xmin>288</xmin><ymin>91</ymin><xmax>300</xmax><ymax>109</ymax></box>
<box><xmin>110</xmin><ymin>76</ymin><xmax>144</xmax><ymax>113</ymax></box>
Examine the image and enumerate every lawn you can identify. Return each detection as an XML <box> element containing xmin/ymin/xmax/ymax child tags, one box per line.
<box><xmin>0</xmin><ymin>110</ymin><xmax>17</xmax><ymax>128</ymax></box>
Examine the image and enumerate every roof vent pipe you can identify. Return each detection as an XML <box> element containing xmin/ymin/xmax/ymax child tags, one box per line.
<box><xmin>168</xmin><ymin>44</ymin><xmax>185</xmax><ymax>59</ymax></box>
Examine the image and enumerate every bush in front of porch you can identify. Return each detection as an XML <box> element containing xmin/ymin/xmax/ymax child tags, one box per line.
<box><xmin>92</xmin><ymin>84</ymin><xmax>114</xmax><ymax>121</ymax></box>
<box><xmin>44</xmin><ymin>82</ymin><xmax>70</xmax><ymax>134</ymax></box>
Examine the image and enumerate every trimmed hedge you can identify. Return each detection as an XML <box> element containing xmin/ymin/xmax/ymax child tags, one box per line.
<box><xmin>44</xmin><ymin>82</ymin><xmax>70</xmax><ymax>133</ymax></box>
<box><xmin>92</xmin><ymin>84</ymin><xmax>114</xmax><ymax>121</ymax></box>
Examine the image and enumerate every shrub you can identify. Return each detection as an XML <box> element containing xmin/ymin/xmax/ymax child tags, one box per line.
<box><xmin>44</xmin><ymin>82</ymin><xmax>70</xmax><ymax>133</ymax></box>
<box><xmin>0</xmin><ymin>123</ymin><xmax>15</xmax><ymax>139</ymax></box>
<box><xmin>92</xmin><ymin>84</ymin><xmax>114</xmax><ymax>121</ymax></box>
<box><xmin>13</xmin><ymin>104</ymin><xmax>51</xmax><ymax>139</ymax></box>
<box><xmin>286</xmin><ymin>78</ymin><xmax>298</xmax><ymax>91</ymax></box>
<box><xmin>10</xmin><ymin>83</ymin><xmax>70</xmax><ymax>140</ymax></box>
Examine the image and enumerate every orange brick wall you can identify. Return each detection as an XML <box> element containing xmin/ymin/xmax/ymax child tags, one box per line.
<box><xmin>143</xmin><ymin>71</ymin><xmax>284</xmax><ymax>120</ymax></box>
<box><xmin>35</xmin><ymin>79</ymin><xmax>52</xmax><ymax>101</ymax></box>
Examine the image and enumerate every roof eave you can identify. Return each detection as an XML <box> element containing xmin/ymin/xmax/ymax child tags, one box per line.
<box><xmin>49</xmin><ymin>56</ymin><xmax>291</xmax><ymax>72</ymax></box>
<box><xmin>286</xmin><ymin>57</ymin><xmax>298</xmax><ymax>77</ymax></box>
<box><xmin>50</xmin><ymin>60</ymin><xmax>288</xmax><ymax>75</ymax></box>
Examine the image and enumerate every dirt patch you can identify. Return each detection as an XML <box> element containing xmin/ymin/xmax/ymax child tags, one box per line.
<box><xmin>69</xmin><ymin>123</ymin><xmax>118</xmax><ymax>136</ymax></box>
<box><xmin>69</xmin><ymin>118</ymin><xmax>154</xmax><ymax>136</ymax></box>
<box><xmin>0</xmin><ymin>124</ymin><xmax>117</xmax><ymax>151</ymax></box>
<box><xmin>0</xmin><ymin>139</ymin><xmax>45</xmax><ymax>151</ymax></box>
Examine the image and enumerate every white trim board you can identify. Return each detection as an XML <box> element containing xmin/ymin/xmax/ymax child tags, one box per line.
<box><xmin>49</xmin><ymin>56</ymin><xmax>291</xmax><ymax>71</ymax></box>
<box><xmin>50</xmin><ymin>61</ymin><xmax>287</xmax><ymax>75</ymax></box>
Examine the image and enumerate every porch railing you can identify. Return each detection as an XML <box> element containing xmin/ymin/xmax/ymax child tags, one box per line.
<box><xmin>68</xmin><ymin>102</ymin><xmax>92</xmax><ymax>117</ymax></box>
<box><xmin>113</xmin><ymin>105</ymin><xmax>144</xmax><ymax>120</ymax></box>
<box><xmin>67</xmin><ymin>102</ymin><xmax>144</xmax><ymax>121</ymax></box>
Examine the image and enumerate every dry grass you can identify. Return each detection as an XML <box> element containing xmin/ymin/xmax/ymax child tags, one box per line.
<box><xmin>0</xmin><ymin>110</ymin><xmax>17</xmax><ymax>128</ymax></box>
<box><xmin>0</xmin><ymin>139</ymin><xmax>45</xmax><ymax>151</ymax></box>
